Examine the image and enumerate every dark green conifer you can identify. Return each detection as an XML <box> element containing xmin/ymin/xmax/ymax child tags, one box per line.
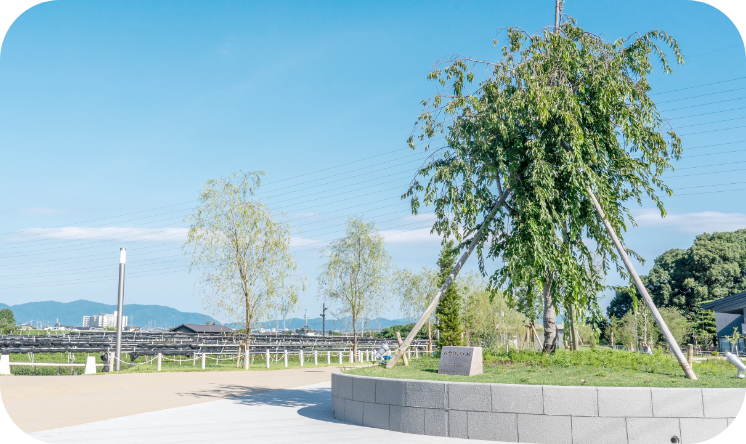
<box><xmin>435</xmin><ymin>240</ymin><xmax>464</xmax><ymax>348</ymax></box>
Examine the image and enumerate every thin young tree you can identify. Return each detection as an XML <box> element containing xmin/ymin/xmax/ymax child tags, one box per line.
<box><xmin>184</xmin><ymin>171</ymin><xmax>305</xmax><ymax>368</ymax></box>
<box><xmin>391</xmin><ymin>14</ymin><xmax>696</xmax><ymax>379</ymax></box>
<box><xmin>318</xmin><ymin>217</ymin><xmax>393</xmax><ymax>361</ymax></box>
<box><xmin>394</xmin><ymin>266</ymin><xmax>439</xmax><ymax>351</ymax></box>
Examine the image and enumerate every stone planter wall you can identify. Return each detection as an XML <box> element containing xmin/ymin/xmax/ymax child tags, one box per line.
<box><xmin>331</xmin><ymin>373</ymin><xmax>745</xmax><ymax>444</ymax></box>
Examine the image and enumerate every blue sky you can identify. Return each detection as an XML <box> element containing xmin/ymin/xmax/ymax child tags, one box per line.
<box><xmin>0</xmin><ymin>0</ymin><xmax>744</xmax><ymax>325</ymax></box>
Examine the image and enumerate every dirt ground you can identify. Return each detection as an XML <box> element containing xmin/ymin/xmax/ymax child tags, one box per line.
<box><xmin>0</xmin><ymin>367</ymin><xmax>340</xmax><ymax>433</ymax></box>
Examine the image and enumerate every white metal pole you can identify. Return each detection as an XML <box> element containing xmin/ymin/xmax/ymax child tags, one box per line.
<box><xmin>266</xmin><ymin>350</ymin><xmax>270</xmax><ymax>369</ymax></box>
<box><xmin>338</xmin><ymin>351</ymin><xmax>342</xmax><ymax>364</ymax></box>
<box><xmin>157</xmin><ymin>353</ymin><xmax>162</xmax><ymax>371</ymax></box>
<box><xmin>201</xmin><ymin>353</ymin><xmax>206</xmax><ymax>370</ymax></box>
<box><xmin>327</xmin><ymin>350</ymin><xmax>330</xmax><ymax>365</ymax></box>
<box><xmin>284</xmin><ymin>350</ymin><xmax>288</xmax><ymax>367</ymax></box>
<box><xmin>115</xmin><ymin>248</ymin><xmax>126</xmax><ymax>372</ymax></box>
<box><xmin>300</xmin><ymin>349</ymin><xmax>304</xmax><ymax>367</ymax></box>
<box><xmin>314</xmin><ymin>350</ymin><xmax>318</xmax><ymax>366</ymax></box>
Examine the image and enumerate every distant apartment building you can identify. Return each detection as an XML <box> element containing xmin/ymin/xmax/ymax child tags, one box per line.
<box><xmin>82</xmin><ymin>311</ymin><xmax>127</xmax><ymax>328</ymax></box>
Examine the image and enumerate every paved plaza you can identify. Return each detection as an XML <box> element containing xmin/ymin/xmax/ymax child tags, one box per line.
<box><xmin>22</xmin><ymin>381</ymin><xmax>493</xmax><ymax>444</ymax></box>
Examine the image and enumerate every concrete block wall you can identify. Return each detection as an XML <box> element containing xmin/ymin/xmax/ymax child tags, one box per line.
<box><xmin>331</xmin><ymin>373</ymin><xmax>745</xmax><ymax>444</ymax></box>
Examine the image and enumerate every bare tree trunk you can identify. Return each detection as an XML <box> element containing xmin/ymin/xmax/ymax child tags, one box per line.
<box><xmin>569</xmin><ymin>303</ymin><xmax>580</xmax><ymax>351</ymax></box>
<box><xmin>427</xmin><ymin>319</ymin><xmax>432</xmax><ymax>352</ymax></box>
<box><xmin>352</xmin><ymin>313</ymin><xmax>357</xmax><ymax>363</ymax></box>
<box><xmin>542</xmin><ymin>278</ymin><xmax>557</xmax><ymax>353</ymax></box>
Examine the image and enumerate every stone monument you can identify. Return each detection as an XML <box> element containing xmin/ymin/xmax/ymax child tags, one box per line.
<box><xmin>438</xmin><ymin>346</ymin><xmax>483</xmax><ymax>376</ymax></box>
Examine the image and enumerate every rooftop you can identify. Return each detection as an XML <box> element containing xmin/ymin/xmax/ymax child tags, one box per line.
<box><xmin>701</xmin><ymin>291</ymin><xmax>746</xmax><ymax>314</ymax></box>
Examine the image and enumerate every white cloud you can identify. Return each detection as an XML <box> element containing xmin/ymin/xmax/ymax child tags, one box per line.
<box><xmin>400</xmin><ymin>213</ymin><xmax>439</xmax><ymax>223</ymax></box>
<box><xmin>634</xmin><ymin>209</ymin><xmax>746</xmax><ymax>233</ymax></box>
<box><xmin>290</xmin><ymin>236</ymin><xmax>323</xmax><ymax>248</ymax></box>
<box><xmin>11</xmin><ymin>227</ymin><xmax>188</xmax><ymax>243</ymax></box>
<box><xmin>381</xmin><ymin>227</ymin><xmax>441</xmax><ymax>245</ymax></box>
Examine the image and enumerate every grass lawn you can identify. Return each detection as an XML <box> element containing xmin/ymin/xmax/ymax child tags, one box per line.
<box><xmin>345</xmin><ymin>349</ymin><xmax>746</xmax><ymax>388</ymax></box>
<box><xmin>3</xmin><ymin>352</ymin><xmax>369</xmax><ymax>375</ymax></box>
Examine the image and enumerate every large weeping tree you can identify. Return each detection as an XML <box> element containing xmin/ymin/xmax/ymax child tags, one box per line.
<box><xmin>391</xmin><ymin>15</ymin><xmax>696</xmax><ymax>378</ymax></box>
<box><xmin>184</xmin><ymin>171</ymin><xmax>305</xmax><ymax>368</ymax></box>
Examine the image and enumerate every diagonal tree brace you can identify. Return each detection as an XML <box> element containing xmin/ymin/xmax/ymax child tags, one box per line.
<box><xmin>386</xmin><ymin>190</ymin><xmax>511</xmax><ymax>369</ymax></box>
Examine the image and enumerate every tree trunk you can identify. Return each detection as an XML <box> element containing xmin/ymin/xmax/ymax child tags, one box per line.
<box><xmin>352</xmin><ymin>313</ymin><xmax>357</xmax><ymax>363</ymax></box>
<box><xmin>542</xmin><ymin>278</ymin><xmax>557</xmax><ymax>354</ymax></box>
<box><xmin>427</xmin><ymin>319</ymin><xmax>432</xmax><ymax>352</ymax></box>
<box><xmin>569</xmin><ymin>303</ymin><xmax>580</xmax><ymax>352</ymax></box>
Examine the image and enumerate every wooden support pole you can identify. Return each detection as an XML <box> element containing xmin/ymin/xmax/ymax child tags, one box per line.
<box><xmin>587</xmin><ymin>188</ymin><xmax>697</xmax><ymax>380</ymax></box>
<box><xmin>386</xmin><ymin>193</ymin><xmax>509</xmax><ymax>369</ymax></box>
<box><xmin>396</xmin><ymin>332</ymin><xmax>409</xmax><ymax>366</ymax></box>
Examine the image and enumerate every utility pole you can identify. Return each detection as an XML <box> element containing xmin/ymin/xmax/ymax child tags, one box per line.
<box><xmin>304</xmin><ymin>309</ymin><xmax>308</xmax><ymax>334</ymax></box>
<box><xmin>320</xmin><ymin>303</ymin><xmax>328</xmax><ymax>337</ymax></box>
<box><xmin>555</xmin><ymin>0</ymin><xmax>563</xmax><ymax>31</ymax></box>
<box><xmin>115</xmin><ymin>248</ymin><xmax>126</xmax><ymax>371</ymax></box>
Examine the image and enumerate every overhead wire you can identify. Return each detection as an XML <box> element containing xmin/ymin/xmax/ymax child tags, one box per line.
<box><xmin>7</xmin><ymin>73</ymin><xmax>746</xmax><ymax>286</ymax></box>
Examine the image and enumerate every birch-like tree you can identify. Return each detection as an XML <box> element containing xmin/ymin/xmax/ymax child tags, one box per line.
<box><xmin>318</xmin><ymin>217</ymin><xmax>393</xmax><ymax>360</ymax></box>
<box><xmin>184</xmin><ymin>171</ymin><xmax>305</xmax><ymax>366</ymax></box>
<box><xmin>394</xmin><ymin>266</ymin><xmax>439</xmax><ymax>351</ymax></box>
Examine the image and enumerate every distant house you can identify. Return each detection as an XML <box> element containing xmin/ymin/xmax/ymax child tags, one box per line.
<box><xmin>295</xmin><ymin>327</ymin><xmax>317</xmax><ymax>336</ymax></box>
<box><xmin>17</xmin><ymin>324</ymin><xmax>34</xmax><ymax>330</ymax></box>
<box><xmin>124</xmin><ymin>326</ymin><xmax>141</xmax><ymax>332</ymax></box>
<box><xmin>701</xmin><ymin>292</ymin><xmax>746</xmax><ymax>353</ymax></box>
<box><xmin>172</xmin><ymin>324</ymin><xmax>232</xmax><ymax>334</ymax></box>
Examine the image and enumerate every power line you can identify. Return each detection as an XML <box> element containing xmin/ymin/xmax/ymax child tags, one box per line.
<box><xmin>651</xmin><ymin>75</ymin><xmax>746</xmax><ymax>96</ymax></box>
<box><xmin>0</xmin><ymin>126</ymin><xmax>414</xmax><ymax>213</ymax></box>
<box><xmin>678</xmin><ymin>124</ymin><xmax>746</xmax><ymax>137</ymax></box>
<box><xmin>673</xmin><ymin>187</ymin><xmax>746</xmax><ymax>197</ymax></box>
<box><xmin>664</xmin><ymin>167</ymin><xmax>745</xmax><ymax>179</ymax></box>
<box><xmin>676</xmin><ymin>180</ymin><xmax>746</xmax><ymax>190</ymax></box>
<box><xmin>685</xmin><ymin>148</ymin><xmax>746</xmax><ymax>158</ymax></box>
<box><xmin>656</xmin><ymin>87</ymin><xmax>746</xmax><ymax>105</ymax></box>
<box><xmin>674</xmin><ymin>116</ymin><xmax>746</xmax><ymax>130</ymax></box>
<box><xmin>660</xmin><ymin>96</ymin><xmax>746</xmax><ymax>114</ymax></box>
<box><xmin>668</xmin><ymin>106</ymin><xmax>746</xmax><ymax>121</ymax></box>
<box><xmin>672</xmin><ymin>159</ymin><xmax>746</xmax><ymax>171</ymax></box>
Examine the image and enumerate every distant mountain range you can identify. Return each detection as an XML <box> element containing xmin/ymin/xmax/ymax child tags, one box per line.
<box><xmin>0</xmin><ymin>300</ymin><xmax>412</xmax><ymax>331</ymax></box>
<box><xmin>0</xmin><ymin>300</ymin><xmax>217</xmax><ymax>329</ymax></box>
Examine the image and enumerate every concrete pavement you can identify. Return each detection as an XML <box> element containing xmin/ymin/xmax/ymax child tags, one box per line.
<box><xmin>0</xmin><ymin>367</ymin><xmax>341</xmax><ymax>432</ymax></box>
<box><xmin>30</xmin><ymin>382</ymin><xmax>496</xmax><ymax>444</ymax></box>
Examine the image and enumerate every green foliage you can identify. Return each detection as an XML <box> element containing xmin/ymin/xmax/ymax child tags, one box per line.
<box><xmin>375</xmin><ymin>323</ymin><xmax>429</xmax><ymax>340</ymax></box>
<box><xmin>606</xmin><ymin>230</ymin><xmax>746</xmax><ymax>342</ymax></box>
<box><xmin>405</xmin><ymin>18</ymin><xmax>683</xmax><ymax>323</ymax></box>
<box><xmin>318</xmin><ymin>217</ymin><xmax>394</xmax><ymax>351</ymax></box>
<box><xmin>461</xmin><ymin>272</ymin><xmax>526</xmax><ymax>350</ymax></box>
<box><xmin>0</xmin><ymin>308</ymin><xmax>16</xmax><ymax>334</ymax></box>
<box><xmin>435</xmin><ymin>240</ymin><xmax>464</xmax><ymax>347</ymax></box>
<box><xmin>394</xmin><ymin>266</ymin><xmax>438</xmax><ymax>323</ymax></box>
<box><xmin>723</xmin><ymin>327</ymin><xmax>743</xmax><ymax>354</ymax></box>
<box><xmin>347</xmin><ymin>349</ymin><xmax>742</xmax><ymax>387</ymax></box>
<box><xmin>184</xmin><ymin>171</ymin><xmax>305</xmax><ymax>350</ymax></box>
